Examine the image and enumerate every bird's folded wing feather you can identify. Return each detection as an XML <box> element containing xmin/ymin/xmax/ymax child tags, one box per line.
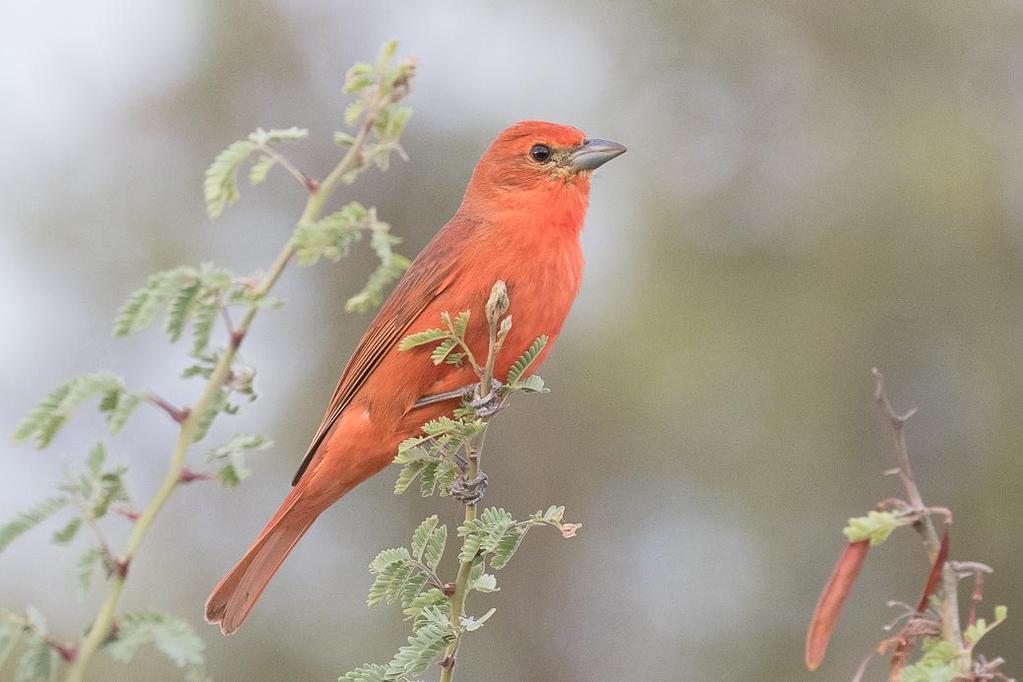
<box><xmin>290</xmin><ymin>235</ymin><xmax>463</xmax><ymax>485</ymax></box>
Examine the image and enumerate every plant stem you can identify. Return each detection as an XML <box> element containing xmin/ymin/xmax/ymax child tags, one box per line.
<box><xmin>67</xmin><ymin>494</ymin><xmax>115</xmax><ymax>566</ymax></box>
<box><xmin>145</xmin><ymin>393</ymin><xmax>188</xmax><ymax>423</ymax></box>
<box><xmin>63</xmin><ymin>97</ymin><xmax>388</xmax><ymax>682</ymax></box>
<box><xmin>439</xmin><ymin>455</ymin><xmax>478</xmax><ymax>682</ymax></box>
<box><xmin>256</xmin><ymin>142</ymin><xmax>315</xmax><ymax>192</ymax></box>
<box><xmin>439</xmin><ymin>288</ymin><xmax>505</xmax><ymax>682</ymax></box>
<box><xmin>871</xmin><ymin>369</ymin><xmax>964</xmax><ymax>662</ymax></box>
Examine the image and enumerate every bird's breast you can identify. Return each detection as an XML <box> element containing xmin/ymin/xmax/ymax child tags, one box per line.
<box><xmin>358</xmin><ymin>222</ymin><xmax>584</xmax><ymax>433</ymax></box>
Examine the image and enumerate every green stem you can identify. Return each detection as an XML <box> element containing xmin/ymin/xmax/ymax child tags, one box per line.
<box><xmin>439</xmin><ymin>462</ymin><xmax>478</xmax><ymax>682</ymax></box>
<box><xmin>256</xmin><ymin>143</ymin><xmax>312</xmax><ymax>191</ymax></box>
<box><xmin>439</xmin><ymin>292</ymin><xmax>504</xmax><ymax>682</ymax></box>
<box><xmin>63</xmin><ymin>95</ymin><xmax>388</xmax><ymax>682</ymax></box>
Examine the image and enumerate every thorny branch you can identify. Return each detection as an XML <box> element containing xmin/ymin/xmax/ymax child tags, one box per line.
<box><xmin>871</xmin><ymin>368</ymin><xmax>963</xmax><ymax>650</ymax></box>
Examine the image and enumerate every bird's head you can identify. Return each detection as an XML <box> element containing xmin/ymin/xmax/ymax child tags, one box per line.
<box><xmin>461</xmin><ymin>121</ymin><xmax>626</xmax><ymax>220</ymax></box>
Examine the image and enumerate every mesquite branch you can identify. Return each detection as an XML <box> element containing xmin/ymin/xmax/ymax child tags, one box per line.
<box><xmin>63</xmin><ymin>84</ymin><xmax>403</xmax><ymax>682</ymax></box>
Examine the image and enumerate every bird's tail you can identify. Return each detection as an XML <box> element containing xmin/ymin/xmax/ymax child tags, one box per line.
<box><xmin>204</xmin><ymin>484</ymin><xmax>325</xmax><ymax>635</ymax></box>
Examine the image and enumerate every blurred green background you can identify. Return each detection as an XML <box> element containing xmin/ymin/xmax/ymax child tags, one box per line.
<box><xmin>3</xmin><ymin>1</ymin><xmax>1022</xmax><ymax>679</ymax></box>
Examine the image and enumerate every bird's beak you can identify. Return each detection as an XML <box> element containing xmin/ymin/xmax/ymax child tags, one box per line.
<box><xmin>569</xmin><ymin>138</ymin><xmax>627</xmax><ymax>171</ymax></box>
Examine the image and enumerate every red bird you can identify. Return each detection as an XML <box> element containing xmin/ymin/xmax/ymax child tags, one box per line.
<box><xmin>205</xmin><ymin>121</ymin><xmax>625</xmax><ymax>634</ymax></box>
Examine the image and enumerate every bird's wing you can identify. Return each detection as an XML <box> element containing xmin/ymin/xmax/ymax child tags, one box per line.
<box><xmin>290</xmin><ymin>227</ymin><xmax>465</xmax><ymax>485</ymax></box>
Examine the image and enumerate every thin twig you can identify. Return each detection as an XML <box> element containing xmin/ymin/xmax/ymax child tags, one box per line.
<box><xmin>871</xmin><ymin>369</ymin><xmax>925</xmax><ymax>518</ymax></box>
<box><xmin>871</xmin><ymin>369</ymin><xmax>964</xmax><ymax>662</ymax></box>
<box><xmin>114</xmin><ymin>506</ymin><xmax>139</xmax><ymax>522</ymax></box>
<box><xmin>255</xmin><ymin>142</ymin><xmax>317</xmax><ymax>192</ymax></box>
<box><xmin>220</xmin><ymin>305</ymin><xmax>235</xmax><ymax>338</ymax></box>
<box><xmin>7</xmin><ymin>614</ymin><xmax>78</xmax><ymax>662</ymax></box>
<box><xmin>145</xmin><ymin>393</ymin><xmax>188</xmax><ymax>424</ymax></box>
<box><xmin>178</xmin><ymin>467</ymin><xmax>214</xmax><ymax>484</ymax></box>
<box><xmin>67</xmin><ymin>493</ymin><xmax>118</xmax><ymax>566</ymax></box>
<box><xmin>409</xmin><ymin>559</ymin><xmax>444</xmax><ymax>591</ymax></box>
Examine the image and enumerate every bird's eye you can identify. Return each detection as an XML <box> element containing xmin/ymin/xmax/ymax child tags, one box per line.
<box><xmin>529</xmin><ymin>144</ymin><xmax>552</xmax><ymax>162</ymax></box>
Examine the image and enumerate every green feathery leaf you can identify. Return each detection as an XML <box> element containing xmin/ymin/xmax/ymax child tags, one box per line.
<box><xmin>429</xmin><ymin>338</ymin><xmax>459</xmax><ymax>366</ymax></box>
<box><xmin>471</xmin><ymin>573</ymin><xmax>498</xmax><ymax>593</ymax></box>
<box><xmin>248</xmin><ymin>154</ymin><xmax>277</xmax><ymax>185</ymax></box>
<box><xmin>345</xmin><ymin>221</ymin><xmax>410</xmax><ymax>312</ymax></box>
<box><xmin>248</xmin><ymin>127</ymin><xmax>309</xmax><ymax>145</ymax></box>
<box><xmin>900</xmin><ymin>637</ymin><xmax>960</xmax><ymax>682</ymax></box>
<box><xmin>291</xmin><ymin>202</ymin><xmax>369</xmax><ymax>266</ymax></box>
<box><xmin>397</xmin><ymin>571</ymin><xmax>429</xmax><ymax>611</ymax></box>
<box><xmin>333</xmin><ymin>131</ymin><xmax>356</xmax><ymax>148</ymax></box>
<box><xmin>489</xmin><ymin>527</ymin><xmax>525</xmax><ymax>570</ymax></box>
<box><xmin>13</xmin><ymin>372</ymin><xmax>128</xmax><ymax>448</ymax></box>
<box><xmin>102</xmin><ymin>390</ymin><xmax>142</xmax><ymax>435</ymax></box>
<box><xmin>0</xmin><ymin>497</ymin><xmax>67</xmax><ymax>553</ymax></box>
<box><xmin>843</xmin><ymin>510</ymin><xmax>902</xmax><ymax>546</ymax></box>
<box><xmin>450</xmin><ymin>310</ymin><xmax>470</xmax><ymax>339</ymax></box>
<box><xmin>113</xmin><ymin>266</ymin><xmax>196</xmax><ymax>337</ymax></box>
<box><xmin>515</xmin><ymin>374</ymin><xmax>547</xmax><ymax>394</ymax></box>
<box><xmin>461</xmin><ymin>607</ymin><xmax>496</xmax><ymax>632</ymax></box>
<box><xmin>50</xmin><ymin>517</ymin><xmax>81</xmax><ymax>545</ymax></box>
<box><xmin>369</xmin><ymin>547</ymin><xmax>411</xmax><ymax>573</ymax></box>
<box><xmin>377</xmin><ymin>39</ymin><xmax>399</xmax><ymax>69</ymax></box>
<box><xmin>435</xmin><ymin>461</ymin><xmax>460</xmax><ymax>496</ymax></box>
<box><xmin>86</xmin><ymin>441</ymin><xmax>107</xmax><ymax>477</ymax></box>
<box><xmin>165</xmin><ymin>280</ymin><xmax>202</xmax><ymax>342</ymax></box>
<box><xmin>204</xmin><ymin>140</ymin><xmax>256</xmax><ymax>220</ymax></box>
<box><xmin>402</xmin><ymin>588</ymin><xmax>447</xmax><ymax>628</ymax></box>
<box><xmin>207</xmin><ymin>434</ymin><xmax>271</xmax><ymax>488</ymax></box>
<box><xmin>76</xmin><ymin>546</ymin><xmax>112</xmax><ymax>599</ymax></box>
<box><xmin>419</xmin><ymin>462</ymin><xmax>441</xmax><ymax>497</ymax></box>
<box><xmin>0</xmin><ymin>615</ymin><xmax>24</xmax><ymax>669</ymax></box>
<box><xmin>367</xmin><ymin>562</ymin><xmax>412</xmax><ymax>608</ymax></box>
<box><xmin>107</xmin><ymin>611</ymin><xmax>205</xmax><ymax>668</ymax></box>
<box><xmin>458</xmin><ymin>533</ymin><xmax>482</xmax><ymax>564</ymax></box>
<box><xmin>342</xmin><ymin>62</ymin><xmax>374</xmax><ymax>94</ymax></box>
<box><xmin>337</xmin><ymin>664</ymin><xmax>388</xmax><ymax>682</ymax></box>
<box><xmin>393</xmin><ymin>459</ymin><xmax>428</xmax><ymax>495</ymax></box>
<box><xmin>411</xmin><ymin>516</ymin><xmax>439</xmax><ymax>562</ymax></box>
<box><xmin>204</xmin><ymin>128</ymin><xmax>305</xmax><ymax>218</ymax></box>
<box><xmin>192</xmin><ymin>388</ymin><xmax>228</xmax><ymax>443</ymax></box>
<box><xmin>384</xmin><ymin>606</ymin><xmax>454</xmax><ymax>678</ymax></box>
<box><xmin>422</xmin><ymin>524</ymin><xmax>446</xmax><ymax>570</ymax></box>
<box><xmin>190</xmin><ymin>302</ymin><xmax>218</xmax><ymax>356</ymax></box>
<box><xmin>964</xmin><ymin>605</ymin><xmax>1008</xmax><ymax>648</ymax></box>
<box><xmin>14</xmin><ymin>633</ymin><xmax>54</xmax><ymax>682</ymax></box>
<box><xmin>398</xmin><ymin>328</ymin><xmax>448</xmax><ymax>351</ymax></box>
<box><xmin>508</xmin><ymin>335</ymin><xmax>549</xmax><ymax>386</ymax></box>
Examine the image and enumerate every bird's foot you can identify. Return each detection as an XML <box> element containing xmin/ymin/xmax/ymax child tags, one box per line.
<box><xmin>413</xmin><ymin>385</ymin><xmax>474</xmax><ymax>409</ymax></box>
<box><xmin>413</xmin><ymin>379</ymin><xmax>506</xmax><ymax>417</ymax></box>
<box><xmin>470</xmin><ymin>379</ymin><xmax>505</xmax><ymax>417</ymax></box>
<box><xmin>449</xmin><ymin>471</ymin><xmax>489</xmax><ymax>505</ymax></box>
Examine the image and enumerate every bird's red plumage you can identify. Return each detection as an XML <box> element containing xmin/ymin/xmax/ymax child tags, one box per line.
<box><xmin>205</xmin><ymin>121</ymin><xmax>616</xmax><ymax>634</ymax></box>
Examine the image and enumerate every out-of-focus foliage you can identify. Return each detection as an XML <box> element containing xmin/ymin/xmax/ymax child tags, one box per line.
<box><xmin>843</xmin><ymin>510</ymin><xmax>904</xmax><ymax>546</ymax></box>
<box><xmin>2</xmin><ymin>34</ymin><xmax>415</xmax><ymax>681</ymax></box>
